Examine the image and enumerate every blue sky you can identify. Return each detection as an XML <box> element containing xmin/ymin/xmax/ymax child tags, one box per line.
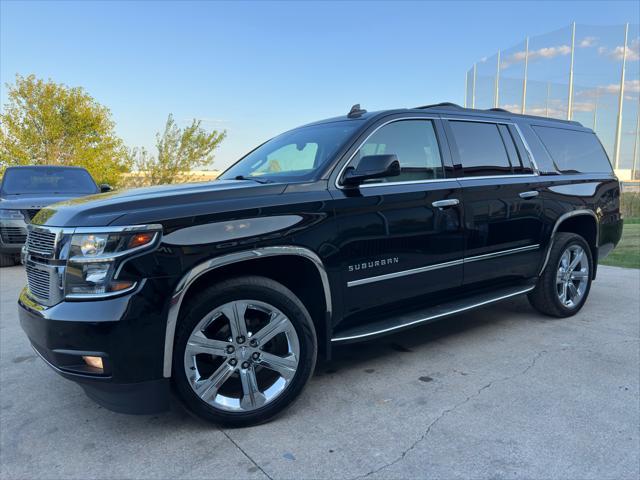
<box><xmin>1</xmin><ymin>0</ymin><xmax>638</xmax><ymax>169</ymax></box>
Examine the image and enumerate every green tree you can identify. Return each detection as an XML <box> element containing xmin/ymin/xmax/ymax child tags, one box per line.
<box><xmin>130</xmin><ymin>114</ymin><xmax>226</xmax><ymax>186</ymax></box>
<box><xmin>0</xmin><ymin>74</ymin><xmax>131</xmax><ymax>186</ymax></box>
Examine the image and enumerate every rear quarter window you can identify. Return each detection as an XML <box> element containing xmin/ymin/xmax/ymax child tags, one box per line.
<box><xmin>532</xmin><ymin>126</ymin><xmax>612</xmax><ymax>174</ymax></box>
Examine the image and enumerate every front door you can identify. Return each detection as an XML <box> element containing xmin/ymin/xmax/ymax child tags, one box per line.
<box><xmin>331</xmin><ymin>117</ymin><xmax>464</xmax><ymax>316</ymax></box>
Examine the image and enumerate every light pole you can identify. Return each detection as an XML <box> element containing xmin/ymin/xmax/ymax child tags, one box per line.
<box><xmin>613</xmin><ymin>22</ymin><xmax>629</xmax><ymax>170</ymax></box>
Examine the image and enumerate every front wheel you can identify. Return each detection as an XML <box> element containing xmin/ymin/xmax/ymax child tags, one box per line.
<box><xmin>173</xmin><ymin>276</ymin><xmax>317</xmax><ymax>427</ymax></box>
<box><xmin>528</xmin><ymin>232</ymin><xmax>593</xmax><ymax>318</ymax></box>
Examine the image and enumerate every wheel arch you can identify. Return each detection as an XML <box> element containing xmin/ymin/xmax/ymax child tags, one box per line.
<box><xmin>162</xmin><ymin>246</ymin><xmax>332</xmax><ymax>377</ymax></box>
<box><xmin>539</xmin><ymin>209</ymin><xmax>599</xmax><ymax>277</ymax></box>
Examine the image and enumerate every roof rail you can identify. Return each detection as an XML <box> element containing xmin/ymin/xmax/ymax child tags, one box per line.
<box><xmin>415</xmin><ymin>102</ymin><xmax>463</xmax><ymax>110</ymax></box>
<box><xmin>487</xmin><ymin>107</ymin><xmax>511</xmax><ymax>113</ymax></box>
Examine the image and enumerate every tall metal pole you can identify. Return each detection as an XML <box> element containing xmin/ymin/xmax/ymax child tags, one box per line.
<box><xmin>567</xmin><ymin>21</ymin><xmax>576</xmax><ymax>120</ymax></box>
<box><xmin>545</xmin><ymin>82</ymin><xmax>551</xmax><ymax>117</ymax></box>
<box><xmin>593</xmin><ymin>88</ymin><xmax>599</xmax><ymax>131</ymax></box>
<box><xmin>472</xmin><ymin>63</ymin><xmax>477</xmax><ymax>109</ymax></box>
<box><xmin>613</xmin><ymin>22</ymin><xmax>629</xmax><ymax>170</ymax></box>
<box><xmin>494</xmin><ymin>50</ymin><xmax>501</xmax><ymax>108</ymax></box>
<box><xmin>464</xmin><ymin>70</ymin><xmax>468</xmax><ymax>108</ymax></box>
<box><xmin>522</xmin><ymin>36</ymin><xmax>529</xmax><ymax>114</ymax></box>
<box><xmin>632</xmin><ymin>103</ymin><xmax>639</xmax><ymax>180</ymax></box>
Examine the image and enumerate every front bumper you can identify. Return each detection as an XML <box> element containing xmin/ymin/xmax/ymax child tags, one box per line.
<box><xmin>0</xmin><ymin>218</ymin><xmax>28</xmax><ymax>254</ymax></box>
<box><xmin>18</xmin><ymin>285</ymin><xmax>171</xmax><ymax>414</ymax></box>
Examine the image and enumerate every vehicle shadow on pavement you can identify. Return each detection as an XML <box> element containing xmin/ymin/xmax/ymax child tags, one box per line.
<box><xmin>319</xmin><ymin>295</ymin><xmax>536</xmax><ymax>376</ymax></box>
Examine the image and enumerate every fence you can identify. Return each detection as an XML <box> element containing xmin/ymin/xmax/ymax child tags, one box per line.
<box><xmin>465</xmin><ymin>23</ymin><xmax>640</xmax><ymax>180</ymax></box>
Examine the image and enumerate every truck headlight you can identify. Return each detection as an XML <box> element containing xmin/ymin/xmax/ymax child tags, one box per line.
<box><xmin>0</xmin><ymin>209</ymin><xmax>24</xmax><ymax>220</ymax></box>
<box><xmin>65</xmin><ymin>228</ymin><xmax>160</xmax><ymax>298</ymax></box>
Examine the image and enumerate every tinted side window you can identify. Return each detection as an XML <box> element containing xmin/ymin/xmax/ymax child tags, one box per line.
<box><xmin>449</xmin><ymin>121</ymin><xmax>513</xmax><ymax>176</ymax></box>
<box><xmin>353</xmin><ymin>120</ymin><xmax>444</xmax><ymax>183</ymax></box>
<box><xmin>532</xmin><ymin>126</ymin><xmax>612</xmax><ymax>174</ymax></box>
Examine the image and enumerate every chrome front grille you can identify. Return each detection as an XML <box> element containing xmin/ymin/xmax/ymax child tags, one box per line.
<box><xmin>25</xmin><ymin>262</ymin><xmax>53</xmax><ymax>302</ymax></box>
<box><xmin>26</xmin><ymin>228</ymin><xmax>57</xmax><ymax>257</ymax></box>
<box><xmin>0</xmin><ymin>226</ymin><xmax>27</xmax><ymax>244</ymax></box>
<box><xmin>24</xmin><ymin>225</ymin><xmax>65</xmax><ymax>306</ymax></box>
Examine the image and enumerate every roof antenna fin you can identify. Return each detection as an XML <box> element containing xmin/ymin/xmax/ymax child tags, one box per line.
<box><xmin>348</xmin><ymin>104</ymin><xmax>367</xmax><ymax>118</ymax></box>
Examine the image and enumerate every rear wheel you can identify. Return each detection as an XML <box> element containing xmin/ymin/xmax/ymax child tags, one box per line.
<box><xmin>173</xmin><ymin>276</ymin><xmax>317</xmax><ymax>427</ymax></box>
<box><xmin>528</xmin><ymin>232</ymin><xmax>593</xmax><ymax>317</ymax></box>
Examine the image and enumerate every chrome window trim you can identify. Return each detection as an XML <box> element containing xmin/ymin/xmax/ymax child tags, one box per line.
<box><xmin>334</xmin><ymin>115</ymin><xmax>541</xmax><ymax>189</ymax></box>
<box><xmin>444</xmin><ymin>117</ymin><xmax>540</xmax><ymax>177</ymax></box>
<box><xmin>332</xmin><ymin>284</ymin><xmax>536</xmax><ymax>342</ymax></box>
<box><xmin>334</xmin><ymin>116</ymin><xmax>442</xmax><ymax>190</ymax></box>
<box><xmin>457</xmin><ymin>174</ymin><xmax>537</xmax><ymax>181</ymax></box>
<box><xmin>162</xmin><ymin>246</ymin><xmax>332</xmax><ymax>378</ymax></box>
<box><xmin>512</xmin><ymin>123</ymin><xmax>540</xmax><ymax>174</ymax></box>
<box><xmin>347</xmin><ymin>244</ymin><xmax>541</xmax><ymax>287</ymax></box>
<box><xmin>538</xmin><ymin>209</ymin><xmax>599</xmax><ymax>275</ymax></box>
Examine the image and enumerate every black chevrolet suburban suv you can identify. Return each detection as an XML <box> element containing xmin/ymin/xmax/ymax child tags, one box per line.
<box><xmin>18</xmin><ymin>103</ymin><xmax>623</xmax><ymax>426</ymax></box>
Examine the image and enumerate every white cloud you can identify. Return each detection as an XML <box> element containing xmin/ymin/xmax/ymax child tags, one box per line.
<box><xmin>575</xmin><ymin>80</ymin><xmax>640</xmax><ymax>99</ymax></box>
<box><xmin>579</xmin><ymin>36</ymin><xmax>598</xmax><ymax>48</ymax></box>
<box><xmin>598</xmin><ymin>37</ymin><xmax>640</xmax><ymax>62</ymax></box>
<box><xmin>602</xmin><ymin>79</ymin><xmax>640</xmax><ymax>94</ymax></box>
<box><xmin>501</xmin><ymin>44</ymin><xmax>571</xmax><ymax>68</ymax></box>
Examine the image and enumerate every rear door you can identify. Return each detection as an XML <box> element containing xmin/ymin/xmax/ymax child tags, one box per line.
<box><xmin>330</xmin><ymin>116</ymin><xmax>464</xmax><ymax>316</ymax></box>
<box><xmin>443</xmin><ymin>117</ymin><xmax>545</xmax><ymax>285</ymax></box>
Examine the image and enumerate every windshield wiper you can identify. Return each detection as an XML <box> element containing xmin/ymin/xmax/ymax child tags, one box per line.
<box><xmin>233</xmin><ymin>175</ymin><xmax>272</xmax><ymax>184</ymax></box>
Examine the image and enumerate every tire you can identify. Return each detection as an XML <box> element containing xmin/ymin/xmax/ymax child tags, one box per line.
<box><xmin>173</xmin><ymin>276</ymin><xmax>317</xmax><ymax>427</ymax></box>
<box><xmin>0</xmin><ymin>254</ymin><xmax>16</xmax><ymax>267</ymax></box>
<box><xmin>528</xmin><ymin>232</ymin><xmax>593</xmax><ymax>318</ymax></box>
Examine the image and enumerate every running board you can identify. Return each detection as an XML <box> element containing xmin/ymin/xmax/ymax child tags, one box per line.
<box><xmin>331</xmin><ymin>281</ymin><xmax>536</xmax><ymax>344</ymax></box>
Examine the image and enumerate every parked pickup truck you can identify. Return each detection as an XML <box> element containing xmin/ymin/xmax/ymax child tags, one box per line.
<box><xmin>0</xmin><ymin>166</ymin><xmax>110</xmax><ymax>267</ymax></box>
<box><xmin>18</xmin><ymin>103</ymin><xmax>623</xmax><ymax>426</ymax></box>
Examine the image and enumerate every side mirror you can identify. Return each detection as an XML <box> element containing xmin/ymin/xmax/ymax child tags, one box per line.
<box><xmin>99</xmin><ymin>184</ymin><xmax>113</xmax><ymax>193</ymax></box>
<box><xmin>342</xmin><ymin>154</ymin><xmax>400</xmax><ymax>186</ymax></box>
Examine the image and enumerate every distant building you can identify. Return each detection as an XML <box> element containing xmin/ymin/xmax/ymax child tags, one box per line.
<box><xmin>465</xmin><ymin>22</ymin><xmax>639</xmax><ymax>180</ymax></box>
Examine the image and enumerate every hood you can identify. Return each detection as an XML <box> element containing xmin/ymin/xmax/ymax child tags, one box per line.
<box><xmin>0</xmin><ymin>193</ymin><xmax>86</xmax><ymax>210</ymax></box>
<box><xmin>32</xmin><ymin>180</ymin><xmax>287</xmax><ymax>227</ymax></box>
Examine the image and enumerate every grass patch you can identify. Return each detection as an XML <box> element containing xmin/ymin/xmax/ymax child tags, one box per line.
<box><xmin>600</xmin><ymin>221</ymin><xmax>640</xmax><ymax>269</ymax></box>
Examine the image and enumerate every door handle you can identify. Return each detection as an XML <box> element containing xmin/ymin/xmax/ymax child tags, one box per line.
<box><xmin>519</xmin><ymin>191</ymin><xmax>539</xmax><ymax>199</ymax></box>
<box><xmin>432</xmin><ymin>199</ymin><xmax>460</xmax><ymax>208</ymax></box>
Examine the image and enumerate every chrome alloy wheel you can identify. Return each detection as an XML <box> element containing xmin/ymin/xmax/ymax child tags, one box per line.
<box><xmin>556</xmin><ymin>244</ymin><xmax>589</xmax><ymax>309</ymax></box>
<box><xmin>184</xmin><ymin>300</ymin><xmax>300</xmax><ymax>412</ymax></box>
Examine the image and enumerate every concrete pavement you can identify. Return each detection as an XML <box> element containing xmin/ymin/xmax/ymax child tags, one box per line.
<box><xmin>1</xmin><ymin>265</ymin><xmax>638</xmax><ymax>479</ymax></box>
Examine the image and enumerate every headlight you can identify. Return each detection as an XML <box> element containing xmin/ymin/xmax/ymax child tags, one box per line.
<box><xmin>65</xmin><ymin>228</ymin><xmax>160</xmax><ymax>297</ymax></box>
<box><xmin>0</xmin><ymin>209</ymin><xmax>24</xmax><ymax>220</ymax></box>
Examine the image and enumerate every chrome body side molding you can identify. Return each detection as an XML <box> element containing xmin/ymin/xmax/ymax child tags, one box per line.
<box><xmin>162</xmin><ymin>246</ymin><xmax>332</xmax><ymax>378</ymax></box>
<box><xmin>538</xmin><ymin>209</ymin><xmax>599</xmax><ymax>275</ymax></box>
<box><xmin>348</xmin><ymin>258</ymin><xmax>464</xmax><ymax>287</ymax></box>
<box><xmin>347</xmin><ymin>244</ymin><xmax>540</xmax><ymax>288</ymax></box>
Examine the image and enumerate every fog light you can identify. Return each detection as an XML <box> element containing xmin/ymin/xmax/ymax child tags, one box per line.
<box><xmin>82</xmin><ymin>356</ymin><xmax>104</xmax><ymax>370</ymax></box>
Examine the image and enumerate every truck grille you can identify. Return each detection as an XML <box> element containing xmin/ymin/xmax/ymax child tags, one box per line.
<box><xmin>26</xmin><ymin>228</ymin><xmax>57</xmax><ymax>257</ymax></box>
<box><xmin>0</xmin><ymin>226</ymin><xmax>27</xmax><ymax>244</ymax></box>
<box><xmin>24</xmin><ymin>226</ymin><xmax>65</xmax><ymax>306</ymax></box>
<box><xmin>25</xmin><ymin>263</ymin><xmax>52</xmax><ymax>302</ymax></box>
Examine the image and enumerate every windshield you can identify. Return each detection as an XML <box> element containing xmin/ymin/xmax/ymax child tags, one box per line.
<box><xmin>0</xmin><ymin>167</ymin><xmax>98</xmax><ymax>195</ymax></box>
<box><xmin>220</xmin><ymin>121</ymin><xmax>361</xmax><ymax>182</ymax></box>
